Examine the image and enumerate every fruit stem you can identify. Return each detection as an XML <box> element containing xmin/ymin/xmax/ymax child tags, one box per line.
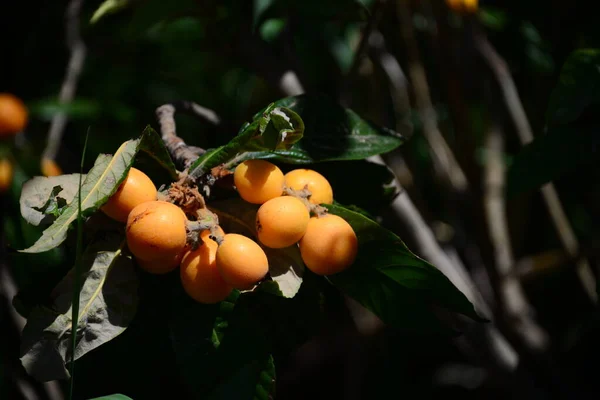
<box><xmin>185</xmin><ymin>208</ymin><xmax>222</xmax><ymax>249</ymax></box>
<box><xmin>283</xmin><ymin>185</ymin><xmax>328</xmax><ymax>217</ymax></box>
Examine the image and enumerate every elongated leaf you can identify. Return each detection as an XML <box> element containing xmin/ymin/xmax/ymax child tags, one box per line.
<box><xmin>20</xmin><ymin>174</ymin><xmax>85</xmax><ymax>226</ymax></box>
<box><xmin>20</xmin><ymin>139</ymin><xmax>139</xmax><ymax>253</ymax></box>
<box><xmin>90</xmin><ymin>0</ymin><xmax>132</xmax><ymax>24</ymax></box>
<box><xmin>208</xmin><ymin>198</ymin><xmax>305</xmax><ymax>298</ymax></box>
<box><xmin>188</xmin><ymin>105</ymin><xmax>304</xmax><ymax>177</ymax></box>
<box><xmin>325</xmin><ymin>204</ymin><xmax>486</xmax><ymax>332</ymax></box>
<box><xmin>507</xmin><ymin>49</ymin><xmax>600</xmax><ymax>196</ymax></box>
<box><xmin>19</xmin><ymin>235</ymin><xmax>139</xmax><ymax>382</ymax></box>
<box><xmin>546</xmin><ymin>49</ymin><xmax>600</xmax><ymax>125</ymax></box>
<box><xmin>137</xmin><ymin>125</ymin><xmax>178</xmax><ymax>180</ymax></box>
<box><xmin>87</xmin><ymin>395</ymin><xmax>134</xmax><ymax>400</ymax></box>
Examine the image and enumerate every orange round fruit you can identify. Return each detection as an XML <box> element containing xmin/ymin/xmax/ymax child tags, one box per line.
<box><xmin>126</xmin><ymin>200</ymin><xmax>187</xmax><ymax>262</ymax></box>
<box><xmin>299</xmin><ymin>214</ymin><xmax>358</xmax><ymax>275</ymax></box>
<box><xmin>101</xmin><ymin>167</ymin><xmax>157</xmax><ymax>222</ymax></box>
<box><xmin>0</xmin><ymin>93</ymin><xmax>28</xmax><ymax>137</ymax></box>
<box><xmin>180</xmin><ymin>228</ymin><xmax>232</xmax><ymax>303</ymax></box>
<box><xmin>233</xmin><ymin>159</ymin><xmax>284</xmax><ymax>204</ymax></box>
<box><xmin>135</xmin><ymin>249</ymin><xmax>185</xmax><ymax>275</ymax></box>
<box><xmin>284</xmin><ymin>169</ymin><xmax>333</xmax><ymax>205</ymax></box>
<box><xmin>256</xmin><ymin>196</ymin><xmax>309</xmax><ymax>248</ymax></box>
<box><xmin>0</xmin><ymin>158</ymin><xmax>13</xmax><ymax>193</ymax></box>
<box><xmin>216</xmin><ymin>233</ymin><xmax>269</xmax><ymax>290</ymax></box>
<box><xmin>41</xmin><ymin>158</ymin><xmax>62</xmax><ymax>177</ymax></box>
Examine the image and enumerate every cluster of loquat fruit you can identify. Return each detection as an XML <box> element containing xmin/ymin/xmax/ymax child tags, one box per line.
<box><xmin>99</xmin><ymin>158</ymin><xmax>358</xmax><ymax>305</ymax></box>
<box><xmin>234</xmin><ymin>159</ymin><xmax>358</xmax><ymax>276</ymax></box>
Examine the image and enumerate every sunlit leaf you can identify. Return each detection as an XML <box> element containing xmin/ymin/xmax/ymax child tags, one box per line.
<box><xmin>90</xmin><ymin>0</ymin><xmax>132</xmax><ymax>24</ymax></box>
<box><xmin>87</xmin><ymin>395</ymin><xmax>134</xmax><ymax>400</ymax></box>
<box><xmin>19</xmin><ymin>140</ymin><xmax>139</xmax><ymax>253</ymax></box>
<box><xmin>20</xmin><ymin>174</ymin><xmax>85</xmax><ymax>226</ymax></box>
<box><xmin>188</xmin><ymin>105</ymin><xmax>304</xmax><ymax>177</ymax></box>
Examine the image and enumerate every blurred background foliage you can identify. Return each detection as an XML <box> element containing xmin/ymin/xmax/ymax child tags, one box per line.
<box><xmin>2</xmin><ymin>0</ymin><xmax>600</xmax><ymax>399</ymax></box>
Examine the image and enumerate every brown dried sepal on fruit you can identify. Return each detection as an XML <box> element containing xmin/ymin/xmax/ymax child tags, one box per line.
<box><xmin>167</xmin><ymin>181</ymin><xmax>205</xmax><ymax>215</ymax></box>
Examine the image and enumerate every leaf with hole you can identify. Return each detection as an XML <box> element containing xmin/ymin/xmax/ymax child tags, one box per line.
<box><xmin>188</xmin><ymin>105</ymin><xmax>304</xmax><ymax>177</ymax></box>
<box><xmin>19</xmin><ymin>235</ymin><xmax>139</xmax><ymax>382</ymax></box>
<box><xmin>20</xmin><ymin>174</ymin><xmax>86</xmax><ymax>226</ymax></box>
<box><xmin>19</xmin><ymin>139</ymin><xmax>139</xmax><ymax>254</ymax></box>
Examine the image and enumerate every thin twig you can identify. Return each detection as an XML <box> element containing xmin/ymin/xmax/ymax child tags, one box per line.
<box><xmin>475</xmin><ymin>32</ymin><xmax>598</xmax><ymax>304</ymax></box>
<box><xmin>368</xmin><ymin>31</ymin><xmax>413</xmax><ymax>138</ymax></box>
<box><xmin>482</xmin><ymin>124</ymin><xmax>549</xmax><ymax>351</ymax></box>
<box><xmin>155</xmin><ymin>103</ymin><xmax>212</xmax><ymax>171</ymax></box>
<box><xmin>174</xmin><ymin>100</ymin><xmax>222</xmax><ymax>126</ymax></box>
<box><xmin>396</xmin><ymin>0</ymin><xmax>469</xmax><ymax>192</ymax></box>
<box><xmin>42</xmin><ymin>0</ymin><xmax>87</xmax><ymax>162</ymax></box>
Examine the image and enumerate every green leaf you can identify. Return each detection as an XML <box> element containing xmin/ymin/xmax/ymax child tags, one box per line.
<box><xmin>246</xmin><ymin>94</ymin><xmax>405</xmax><ymax>164</ymax></box>
<box><xmin>136</xmin><ymin>125</ymin><xmax>178</xmax><ymax>181</ymax></box>
<box><xmin>253</xmin><ymin>106</ymin><xmax>304</xmax><ymax>151</ymax></box>
<box><xmin>20</xmin><ymin>174</ymin><xmax>86</xmax><ymax>226</ymax></box>
<box><xmin>188</xmin><ymin>105</ymin><xmax>304</xmax><ymax>177</ymax></box>
<box><xmin>208</xmin><ymin>198</ymin><xmax>305</xmax><ymax>298</ymax></box>
<box><xmin>506</xmin><ymin>49</ymin><xmax>600</xmax><ymax>196</ymax></box>
<box><xmin>546</xmin><ymin>49</ymin><xmax>600</xmax><ymax>125</ymax></box>
<box><xmin>478</xmin><ymin>6</ymin><xmax>509</xmax><ymax>31</ymax></box>
<box><xmin>28</xmin><ymin>98</ymin><xmax>101</xmax><ymax>120</ymax></box>
<box><xmin>507</xmin><ymin>123</ymin><xmax>599</xmax><ymax>196</ymax></box>
<box><xmin>87</xmin><ymin>395</ymin><xmax>134</xmax><ymax>400</ymax></box>
<box><xmin>325</xmin><ymin>204</ymin><xmax>486</xmax><ymax>332</ymax></box>
<box><xmin>90</xmin><ymin>0</ymin><xmax>132</xmax><ymax>24</ymax></box>
<box><xmin>19</xmin><ymin>139</ymin><xmax>139</xmax><ymax>253</ymax></box>
<box><xmin>254</xmin><ymin>355</ymin><xmax>276</xmax><ymax>400</ymax></box>
<box><xmin>19</xmin><ymin>235</ymin><xmax>139</xmax><ymax>382</ymax></box>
